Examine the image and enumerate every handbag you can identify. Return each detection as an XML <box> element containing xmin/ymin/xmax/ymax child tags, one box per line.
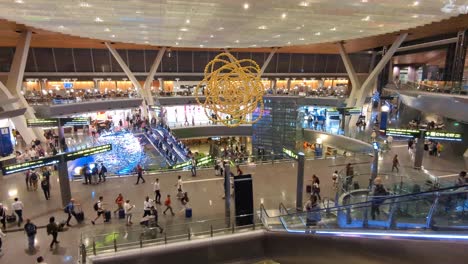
<box><xmin>6</xmin><ymin>214</ymin><xmax>16</xmax><ymax>223</ymax></box>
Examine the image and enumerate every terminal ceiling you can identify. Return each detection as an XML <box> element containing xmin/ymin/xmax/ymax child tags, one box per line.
<box><xmin>0</xmin><ymin>1</ymin><xmax>467</xmax><ymax>53</ymax></box>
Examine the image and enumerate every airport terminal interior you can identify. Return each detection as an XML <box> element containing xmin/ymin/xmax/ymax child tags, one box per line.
<box><xmin>0</xmin><ymin>0</ymin><xmax>467</xmax><ymax>263</ymax></box>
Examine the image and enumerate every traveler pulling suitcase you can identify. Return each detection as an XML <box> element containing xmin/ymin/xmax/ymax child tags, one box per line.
<box><xmin>104</xmin><ymin>210</ymin><xmax>111</xmax><ymax>222</ymax></box>
<box><xmin>185</xmin><ymin>208</ymin><xmax>192</xmax><ymax>218</ymax></box>
<box><xmin>118</xmin><ymin>209</ymin><xmax>125</xmax><ymax>219</ymax></box>
<box><xmin>75</xmin><ymin>211</ymin><xmax>84</xmax><ymax>223</ymax></box>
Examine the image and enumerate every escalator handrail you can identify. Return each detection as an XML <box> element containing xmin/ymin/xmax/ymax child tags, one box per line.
<box><xmin>278</xmin><ymin>203</ymin><xmax>289</xmax><ymax>215</ymax></box>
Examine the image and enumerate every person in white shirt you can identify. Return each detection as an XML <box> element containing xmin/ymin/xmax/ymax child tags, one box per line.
<box><xmin>123</xmin><ymin>200</ymin><xmax>134</xmax><ymax>226</ymax></box>
<box><xmin>28</xmin><ymin>148</ymin><xmax>37</xmax><ymax>160</ymax></box>
<box><xmin>143</xmin><ymin>196</ymin><xmax>153</xmax><ymax>217</ymax></box>
<box><xmin>12</xmin><ymin>197</ymin><xmax>24</xmax><ymax>227</ymax></box>
<box><xmin>332</xmin><ymin>170</ymin><xmax>339</xmax><ymax>190</ymax></box>
<box><xmin>175</xmin><ymin>175</ymin><xmax>183</xmax><ymax>199</ymax></box>
<box><xmin>153</xmin><ymin>179</ymin><xmax>161</xmax><ymax>204</ymax></box>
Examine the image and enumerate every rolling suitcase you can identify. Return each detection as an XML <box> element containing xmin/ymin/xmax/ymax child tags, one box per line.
<box><xmin>185</xmin><ymin>208</ymin><xmax>192</xmax><ymax>218</ymax></box>
<box><xmin>306</xmin><ymin>185</ymin><xmax>312</xmax><ymax>193</ymax></box>
<box><xmin>75</xmin><ymin>211</ymin><xmax>84</xmax><ymax>223</ymax></box>
<box><xmin>118</xmin><ymin>209</ymin><xmax>125</xmax><ymax>219</ymax></box>
<box><xmin>104</xmin><ymin>210</ymin><xmax>111</xmax><ymax>222</ymax></box>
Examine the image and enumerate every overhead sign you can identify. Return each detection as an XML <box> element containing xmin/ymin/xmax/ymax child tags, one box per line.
<box><xmin>283</xmin><ymin>147</ymin><xmax>298</xmax><ymax>160</ymax></box>
<box><xmin>65</xmin><ymin>144</ymin><xmax>112</xmax><ymax>161</ymax></box>
<box><xmin>27</xmin><ymin>118</ymin><xmax>59</xmax><ymax>127</ymax></box>
<box><xmin>385</xmin><ymin>128</ymin><xmax>420</xmax><ymax>138</ymax></box>
<box><xmin>425</xmin><ymin>131</ymin><xmax>463</xmax><ymax>142</ymax></box>
<box><xmin>171</xmin><ymin>156</ymin><xmax>213</xmax><ymax>169</ymax></box>
<box><xmin>2</xmin><ymin>156</ymin><xmax>60</xmax><ymax>175</ymax></box>
<box><xmin>149</xmin><ymin>105</ymin><xmax>161</xmax><ymax>111</ymax></box>
<box><xmin>60</xmin><ymin>117</ymin><xmax>90</xmax><ymax>127</ymax></box>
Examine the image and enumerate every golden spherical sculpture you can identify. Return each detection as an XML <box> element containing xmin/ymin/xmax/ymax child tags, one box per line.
<box><xmin>195</xmin><ymin>52</ymin><xmax>264</xmax><ymax>128</ymax></box>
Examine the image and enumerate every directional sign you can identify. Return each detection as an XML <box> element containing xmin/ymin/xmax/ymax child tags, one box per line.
<box><xmin>425</xmin><ymin>131</ymin><xmax>463</xmax><ymax>142</ymax></box>
<box><xmin>59</xmin><ymin>117</ymin><xmax>90</xmax><ymax>127</ymax></box>
<box><xmin>283</xmin><ymin>147</ymin><xmax>299</xmax><ymax>160</ymax></box>
<box><xmin>2</xmin><ymin>156</ymin><xmax>60</xmax><ymax>175</ymax></box>
<box><xmin>385</xmin><ymin>128</ymin><xmax>420</xmax><ymax>138</ymax></box>
<box><xmin>65</xmin><ymin>144</ymin><xmax>112</xmax><ymax>161</ymax></box>
<box><xmin>171</xmin><ymin>156</ymin><xmax>213</xmax><ymax>169</ymax></box>
<box><xmin>27</xmin><ymin>118</ymin><xmax>59</xmax><ymax>127</ymax></box>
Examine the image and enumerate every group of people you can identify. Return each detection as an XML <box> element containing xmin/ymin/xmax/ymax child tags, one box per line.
<box><xmin>24</xmin><ymin>167</ymin><xmax>52</xmax><ymax>200</ymax></box>
<box><xmin>82</xmin><ymin>163</ymin><xmax>108</xmax><ymax>185</ymax></box>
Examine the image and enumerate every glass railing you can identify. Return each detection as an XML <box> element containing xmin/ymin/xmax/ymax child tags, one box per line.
<box><xmin>25</xmin><ymin>94</ymin><xmax>141</xmax><ymax>105</ymax></box>
<box><xmin>394</xmin><ymin>81</ymin><xmax>467</xmax><ymax>95</ymax></box>
<box><xmin>80</xmin><ymin>213</ymin><xmax>262</xmax><ymax>261</ymax></box>
<box><xmin>154</xmin><ymin>91</ymin><xmax>348</xmax><ymax>98</ymax></box>
<box><xmin>260</xmin><ymin>185</ymin><xmax>468</xmax><ymax>233</ymax></box>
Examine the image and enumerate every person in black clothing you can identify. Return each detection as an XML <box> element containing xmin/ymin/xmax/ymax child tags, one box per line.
<box><xmin>41</xmin><ymin>178</ymin><xmax>50</xmax><ymax>200</ymax></box>
<box><xmin>99</xmin><ymin>163</ymin><xmax>107</xmax><ymax>182</ymax></box>
<box><xmin>311</xmin><ymin>174</ymin><xmax>321</xmax><ymax>201</ymax></box>
<box><xmin>371</xmin><ymin>177</ymin><xmax>388</xmax><ymax>220</ymax></box>
<box><xmin>150</xmin><ymin>206</ymin><xmax>163</xmax><ymax>233</ymax></box>
<box><xmin>46</xmin><ymin>216</ymin><xmax>59</xmax><ymax>249</ymax></box>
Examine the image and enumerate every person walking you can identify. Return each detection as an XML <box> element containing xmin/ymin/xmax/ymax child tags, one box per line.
<box><xmin>163</xmin><ymin>195</ymin><xmax>175</xmax><ymax>216</ymax></box>
<box><xmin>30</xmin><ymin>170</ymin><xmax>39</xmax><ymax>191</ymax></box>
<box><xmin>135</xmin><ymin>164</ymin><xmax>146</xmax><ymax>184</ymax></box>
<box><xmin>304</xmin><ymin>195</ymin><xmax>321</xmax><ymax>233</ymax></box>
<box><xmin>113</xmin><ymin>194</ymin><xmax>124</xmax><ymax>214</ymax></box>
<box><xmin>332</xmin><ymin>170</ymin><xmax>339</xmax><ymax>190</ymax></box>
<box><xmin>64</xmin><ymin>199</ymin><xmax>80</xmax><ymax>226</ymax></box>
<box><xmin>311</xmin><ymin>174</ymin><xmax>321</xmax><ymax>201</ymax></box>
<box><xmin>143</xmin><ymin>196</ymin><xmax>153</xmax><ymax>217</ymax></box>
<box><xmin>46</xmin><ymin>216</ymin><xmax>59</xmax><ymax>249</ymax></box>
<box><xmin>91</xmin><ymin>196</ymin><xmax>106</xmax><ymax>225</ymax></box>
<box><xmin>12</xmin><ymin>197</ymin><xmax>24</xmax><ymax>227</ymax></box>
<box><xmin>0</xmin><ymin>226</ymin><xmax>5</xmax><ymax>256</ymax></box>
<box><xmin>371</xmin><ymin>177</ymin><xmax>388</xmax><ymax>220</ymax></box>
<box><xmin>150</xmin><ymin>206</ymin><xmax>164</xmax><ymax>233</ymax></box>
<box><xmin>190</xmin><ymin>157</ymin><xmax>197</xmax><ymax>177</ymax></box>
<box><xmin>123</xmin><ymin>200</ymin><xmax>135</xmax><ymax>226</ymax></box>
<box><xmin>25</xmin><ymin>170</ymin><xmax>31</xmax><ymax>191</ymax></box>
<box><xmin>154</xmin><ymin>178</ymin><xmax>161</xmax><ymax>204</ymax></box>
<box><xmin>370</xmin><ymin>129</ymin><xmax>377</xmax><ymax>142</ymax></box>
<box><xmin>83</xmin><ymin>164</ymin><xmax>91</xmax><ymax>185</ymax></box>
<box><xmin>392</xmin><ymin>155</ymin><xmax>400</xmax><ymax>173</ymax></box>
<box><xmin>24</xmin><ymin>219</ymin><xmax>37</xmax><ymax>252</ymax></box>
<box><xmin>91</xmin><ymin>163</ymin><xmax>99</xmax><ymax>184</ymax></box>
<box><xmin>0</xmin><ymin>204</ymin><xmax>7</xmax><ymax>230</ymax></box>
<box><xmin>175</xmin><ymin>175</ymin><xmax>183</xmax><ymax>199</ymax></box>
<box><xmin>99</xmin><ymin>163</ymin><xmax>107</xmax><ymax>182</ymax></box>
<box><xmin>41</xmin><ymin>177</ymin><xmax>51</xmax><ymax>200</ymax></box>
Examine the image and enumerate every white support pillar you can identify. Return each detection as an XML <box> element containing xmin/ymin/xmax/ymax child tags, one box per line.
<box><xmin>260</xmin><ymin>48</ymin><xmax>279</xmax><ymax>76</ymax></box>
<box><xmin>4</xmin><ymin>30</ymin><xmax>44</xmax><ymax>142</ymax></box>
<box><xmin>338</xmin><ymin>42</ymin><xmax>361</xmax><ymax>107</ymax></box>
<box><xmin>354</xmin><ymin>33</ymin><xmax>408</xmax><ymax>107</ymax></box>
<box><xmin>144</xmin><ymin>47</ymin><xmax>167</xmax><ymax>107</ymax></box>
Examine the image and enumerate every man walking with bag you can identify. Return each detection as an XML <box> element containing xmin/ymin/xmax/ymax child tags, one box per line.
<box><xmin>46</xmin><ymin>216</ymin><xmax>59</xmax><ymax>249</ymax></box>
<box><xmin>24</xmin><ymin>219</ymin><xmax>37</xmax><ymax>252</ymax></box>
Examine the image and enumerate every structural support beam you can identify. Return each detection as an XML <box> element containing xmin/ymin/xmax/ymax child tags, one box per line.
<box><xmin>338</xmin><ymin>42</ymin><xmax>361</xmax><ymax>107</ymax></box>
<box><xmin>143</xmin><ymin>47</ymin><xmax>167</xmax><ymax>107</ymax></box>
<box><xmin>4</xmin><ymin>30</ymin><xmax>44</xmax><ymax>142</ymax></box>
<box><xmin>260</xmin><ymin>48</ymin><xmax>279</xmax><ymax>76</ymax></box>
<box><xmin>354</xmin><ymin>33</ymin><xmax>408</xmax><ymax>107</ymax></box>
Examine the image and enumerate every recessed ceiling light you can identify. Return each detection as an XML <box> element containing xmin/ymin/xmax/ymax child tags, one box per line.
<box><xmin>144</xmin><ymin>41</ymin><xmax>149</xmax><ymax>44</ymax></box>
<box><xmin>281</xmin><ymin>13</ymin><xmax>287</xmax><ymax>19</ymax></box>
<box><xmin>235</xmin><ymin>40</ymin><xmax>240</xmax><ymax>43</ymax></box>
<box><xmin>175</xmin><ymin>42</ymin><xmax>179</xmax><ymax>45</ymax></box>
<box><xmin>110</xmin><ymin>34</ymin><xmax>116</xmax><ymax>38</ymax></box>
<box><xmin>95</xmin><ymin>17</ymin><xmax>103</xmax><ymax>23</ymax></box>
<box><xmin>273</xmin><ymin>34</ymin><xmax>281</xmax><ymax>38</ymax></box>
<box><xmin>250</xmin><ymin>44</ymin><xmax>257</xmax><ymax>47</ymax></box>
<box><xmin>359</xmin><ymin>29</ymin><xmax>364</xmax><ymax>32</ymax></box>
<box><xmin>186</xmin><ymin>19</ymin><xmax>190</xmax><ymax>24</ymax></box>
<box><xmin>180</xmin><ymin>28</ymin><xmax>188</xmax><ymax>32</ymax></box>
<box><xmin>79</xmin><ymin>2</ymin><xmax>90</xmax><ymax>7</ymax></box>
<box><xmin>299</xmin><ymin>1</ymin><xmax>309</xmax><ymax>7</ymax></box>
<box><xmin>177</xmin><ymin>36</ymin><xmax>182</xmax><ymax>40</ymax></box>
<box><xmin>412</xmin><ymin>1</ymin><xmax>419</xmax><ymax>6</ymax></box>
<box><xmin>298</xmin><ymin>38</ymin><xmax>305</xmax><ymax>41</ymax></box>
<box><xmin>412</xmin><ymin>14</ymin><xmax>419</xmax><ymax>18</ymax></box>
<box><xmin>378</xmin><ymin>24</ymin><xmax>384</xmax><ymax>27</ymax></box>
<box><xmin>135</xmin><ymin>10</ymin><xmax>143</xmax><ymax>14</ymax></box>
<box><xmin>217</xmin><ymin>27</ymin><xmax>224</xmax><ymax>31</ymax></box>
<box><xmin>361</xmin><ymin>16</ymin><xmax>370</xmax><ymax>21</ymax></box>
<box><xmin>58</xmin><ymin>25</ymin><xmax>65</xmax><ymax>29</ymax></box>
<box><xmin>361</xmin><ymin>0</ymin><xmax>368</xmax><ymax>3</ymax></box>
<box><xmin>295</xmin><ymin>26</ymin><xmax>301</xmax><ymax>30</ymax></box>
<box><xmin>139</xmin><ymin>24</ymin><xmax>147</xmax><ymax>28</ymax></box>
<box><xmin>199</xmin><ymin>44</ymin><xmax>204</xmax><ymax>48</ymax></box>
<box><xmin>210</xmin><ymin>35</ymin><xmax>214</xmax><ymax>38</ymax></box>
<box><xmin>14</xmin><ymin>0</ymin><xmax>24</xmax><ymax>3</ymax></box>
<box><xmin>258</xmin><ymin>25</ymin><xmax>267</xmax><ymax>30</ymax></box>
<box><xmin>287</xmin><ymin>41</ymin><xmax>291</xmax><ymax>45</ymax></box>
<box><xmin>243</xmin><ymin>3</ymin><xmax>249</xmax><ymax>9</ymax></box>
<box><xmin>104</xmin><ymin>28</ymin><xmax>110</xmax><ymax>32</ymax></box>
<box><xmin>315</xmin><ymin>32</ymin><xmax>321</xmax><ymax>36</ymax></box>
<box><xmin>330</xmin><ymin>27</ymin><xmax>337</xmax><ymax>31</ymax></box>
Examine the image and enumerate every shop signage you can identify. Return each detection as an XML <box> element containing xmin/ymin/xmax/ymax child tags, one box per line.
<box><xmin>26</xmin><ymin>118</ymin><xmax>59</xmax><ymax>127</ymax></box>
<box><xmin>65</xmin><ymin>144</ymin><xmax>112</xmax><ymax>161</ymax></box>
<box><xmin>425</xmin><ymin>131</ymin><xmax>463</xmax><ymax>142</ymax></box>
<box><xmin>2</xmin><ymin>156</ymin><xmax>60</xmax><ymax>175</ymax></box>
<box><xmin>283</xmin><ymin>147</ymin><xmax>298</xmax><ymax>160</ymax></box>
<box><xmin>385</xmin><ymin>128</ymin><xmax>420</xmax><ymax>138</ymax></box>
<box><xmin>59</xmin><ymin>117</ymin><xmax>90</xmax><ymax>127</ymax></box>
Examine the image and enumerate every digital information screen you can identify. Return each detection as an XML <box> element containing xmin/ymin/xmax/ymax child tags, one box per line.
<box><xmin>60</xmin><ymin>117</ymin><xmax>90</xmax><ymax>127</ymax></box>
<box><xmin>283</xmin><ymin>147</ymin><xmax>299</xmax><ymax>160</ymax></box>
<box><xmin>26</xmin><ymin>118</ymin><xmax>59</xmax><ymax>127</ymax></box>
<box><xmin>65</xmin><ymin>144</ymin><xmax>112</xmax><ymax>161</ymax></box>
<box><xmin>171</xmin><ymin>156</ymin><xmax>213</xmax><ymax>169</ymax></box>
<box><xmin>385</xmin><ymin>128</ymin><xmax>420</xmax><ymax>138</ymax></box>
<box><xmin>2</xmin><ymin>156</ymin><xmax>60</xmax><ymax>175</ymax></box>
<box><xmin>425</xmin><ymin>131</ymin><xmax>463</xmax><ymax>142</ymax></box>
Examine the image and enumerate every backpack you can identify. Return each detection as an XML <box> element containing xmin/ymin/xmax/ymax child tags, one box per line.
<box><xmin>25</xmin><ymin>223</ymin><xmax>36</xmax><ymax>236</ymax></box>
<box><xmin>30</xmin><ymin>172</ymin><xmax>38</xmax><ymax>181</ymax></box>
<box><xmin>93</xmin><ymin>202</ymin><xmax>99</xmax><ymax>211</ymax></box>
<box><xmin>41</xmin><ymin>180</ymin><xmax>48</xmax><ymax>188</ymax></box>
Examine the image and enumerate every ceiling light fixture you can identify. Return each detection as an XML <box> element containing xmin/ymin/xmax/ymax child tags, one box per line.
<box><xmin>412</xmin><ymin>1</ymin><xmax>419</xmax><ymax>6</ymax></box>
<box><xmin>250</xmin><ymin>44</ymin><xmax>257</xmax><ymax>47</ymax></box>
<box><xmin>299</xmin><ymin>1</ymin><xmax>310</xmax><ymax>7</ymax></box>
<box><xmin>175</xmin><ymin>42</ymin><xmax>179</xmax><ymax>45</ymax></box>
<box><xmin>298</xmin><ymin>38</ymin><xmax>305</xmax><ymax>41</ymax></box>
<box><xmin>210</xmin><ymin>35</ymin><xmax>214</xmax><ymax>38</ymax></box>
<box><xmin>243</xmin><ymin>3</ymin><xmax>249</xmax><ymax>9</ymax></box>
<box><xmin>177</xmin><ymin>36</ymin><xmax>182</xmax><ymax>40</ymax></box>
<box><xmin>287</xmin><ymin>41</ymin><xmax>291</xmax><ymax>45</ymax></box>
<box><xmin>95</xmin><ymin>17</ymin><xmax>103</xmax><ymax>23</ymax></box>
<box><xmin>104</xmin><ymin>28</ymin><xmax>110</xmax><ymax>32</ymax></box>
<box><xmin>330</xmin><ymin>27</ymin><xmax>337</xmax><ymax>31</ymax></box>
<box><xmin>361</xmin><ymin>16</ymin><xmax>370</xmax><ymax>21</ymax></box>
<box><xmin>359</xmin><ymin>29</ymin><xmax>364</xmax><ymax>32</ymax></box>
<box><xmin>200</xmin><ymin>44</ymin><xmax>204</xmax><ymax>48</ymax></box>
<box><xmin>295</xmin><ymin>26</ymin><xmax>301</xmax><ymax>30</ymax></box>
<box><xmin>273</xmin><ymin>34</ymin><xmax>281</xmax><ymax>38</ymax></box>
<box><xmin>110</xmin><ymin>34</ymin><xmax>116</xmax><ymax>38</ymax></box>
<box><xmin>139</xmin><ymin>24</ymin><xmax>147</xmax><ymax>28</ymax></box>
<box><xmin>58</xmin><ymin>25</ymin><xmax>65</xmax><ymax>29</ymax></box>
<box><xmin>217</xmin><ymin>27</ymin><xmax>224</xmax><ymax>31</ymax></box>
<box><xmin>135</xmin><ymin>10</ymin><xmax>143</xmax><ymax>14</ymax></box>
<box><xmin>79</xmin><ymin>2</ymin><xmax>90</xmax><ymax>7</ymax></box>
<box><xmin>315</xmin><ymin>32</ymin><xmax>321</xmax><ymax>36</ymax></box>
<box><xmin>180</xmin><ymin>28</ymin><xmax>188</xmax><ymax>32</ymax></box>
<box><xmin>144</xmin><ymin>41</ymin><xmax>149</xmax><ymax>44</ymax></box>
<box><xmin>235</xmin><ymin>40</ymin><xmax>240</xmax><ymax>43</ymax></box>
<box><xmin>378</xmin><ymin>24</ymin><xmax>384</xmax><ymax>27</ymax></box>
<box><xmin>258</xmin><ymin>25</ymin><xmax>267</xmax><ymax>30</ymax></box>
<box><xmin>281</xmin><ymin>13</ymin><xmax>287</xmax><ymax>19</ymax></box>
<box><xmin>143</xmin><ymin>36</ymin><xmax>148</xmax><ymax>40</ymax></box>
<box><xmin>412</xmin><ymin>14</ymin><xmax>419</xmax><ymax>18</ymax></box>
<box><xmin>361</xmin><ymin>0</ymin><xmax>368</xmax><ymax>3</ymax></box>
<box><xmin>186</xmin><ymin>19</ymin><xmax>190</xmax><ymax>24</ymax></box>
<box><xmin>14</xmin><ymin>0</ymin><xmax>24</xmax><ymax>3</ymax></box>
